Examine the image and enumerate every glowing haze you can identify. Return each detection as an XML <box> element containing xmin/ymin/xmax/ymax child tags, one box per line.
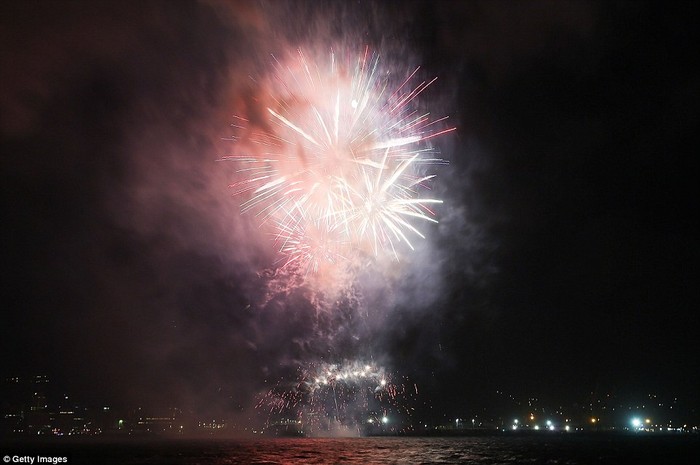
<box><xmin>222</xmin><ymin>47</ymin><xmax>454</xmax><ymax>293</ymax></box>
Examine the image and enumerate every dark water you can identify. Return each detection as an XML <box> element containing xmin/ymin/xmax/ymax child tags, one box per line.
<box><xmin>3</xmin><ymin>435</ymin><xmax>698</xmax><ymax>465</ymax></box>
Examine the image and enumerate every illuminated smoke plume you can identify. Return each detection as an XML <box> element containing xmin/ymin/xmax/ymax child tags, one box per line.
<box><xmin>221</xmin><ymin>46</ymin><xmax>454</xmax><ymax>434</ymax></box>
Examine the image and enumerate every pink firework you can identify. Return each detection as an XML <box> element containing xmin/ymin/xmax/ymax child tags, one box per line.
<box><xmin>223</xmin><ymin>47</ymin><xmax>453</xmax><ymax>274</ymax></box>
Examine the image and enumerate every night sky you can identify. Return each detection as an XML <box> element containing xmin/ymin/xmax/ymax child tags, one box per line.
<box><xmin>1</xmin><ymin>1</ymin><xmax>698</xmax><ymax>422</ymax></box>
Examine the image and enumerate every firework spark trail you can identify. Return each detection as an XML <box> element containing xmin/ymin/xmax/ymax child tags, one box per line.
<box><xmin>225</xmin><ymin>47</ymin><xmax>453</xmax><ymax>434</ymax></box>
<box><xmin>222</xmin><ymin>48</ymin><xmax>453</xmax><ymax>277</ymax></box>
<box><xmin>256</xmin><ymin>360</ymin><xmax>417</xmax><ymax>435</ymax></box>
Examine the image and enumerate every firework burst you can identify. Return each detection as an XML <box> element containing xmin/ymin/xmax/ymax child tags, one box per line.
<box><xmin>256</xmin><ymin>360</ymin><xmax>416</xmax><ymax>435</ymax></box>
<box><xmin>223</xmin><ymin>47</ymin><xmax>453</xmax><ymax>275</ymax></box>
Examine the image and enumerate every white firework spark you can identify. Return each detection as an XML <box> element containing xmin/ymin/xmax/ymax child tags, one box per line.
<box><xmin>256</xmin><ymin>359</ymin><xmax>416</xmax><ymax>435</ymax></box>
<box><xmin>222</xmin><ymin>47</ymin><xmax>453</xmax><ymax>275</ymax></box>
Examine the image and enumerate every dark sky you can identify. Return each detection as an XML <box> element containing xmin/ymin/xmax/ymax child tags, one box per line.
<box><xmin>1</xmin><ymin>0</ymin><xmax>698</xmax><ymax>421</ymax></box>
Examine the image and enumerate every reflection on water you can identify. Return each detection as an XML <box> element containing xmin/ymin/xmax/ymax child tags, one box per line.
<box><xmin>3</xmin><ymin>435</ymin><xmax>698</xmax><ymax>464</ymax></box>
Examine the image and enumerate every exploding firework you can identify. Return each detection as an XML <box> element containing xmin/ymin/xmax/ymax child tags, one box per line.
<box><xmin>226</xmin><ymin>47</ymin><xmax>450</xmax><ymax>436</ymax></box>
<box><xmin>256</xmin><ymin>360</ymin><xmax>417</xmax><ymax>436</ymax></box>
<box><xmin>223</xmin><ymin>47</ymin><xmax>453</xmax><ymax>276</ymax></box>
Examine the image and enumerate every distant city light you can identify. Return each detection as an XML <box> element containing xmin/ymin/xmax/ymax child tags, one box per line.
<box><xmin>6</xmin><ymin>375</ymin><xmax>699</xmax><ymax>437</ymax></box>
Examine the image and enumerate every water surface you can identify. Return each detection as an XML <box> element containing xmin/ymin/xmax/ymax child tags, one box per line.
<box><xmin>3</xmin><ymin>435</ymin><xmax>698</xmax><ymax>464</ymax></box>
